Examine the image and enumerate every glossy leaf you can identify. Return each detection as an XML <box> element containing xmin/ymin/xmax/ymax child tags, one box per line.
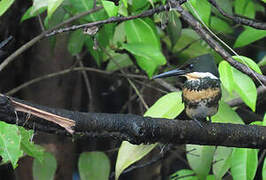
<box><xmin>67</xmin><ymin>30</ymin><xmax>85</xmax><ymax>55</ymax></box>
<box><xmin>21</xmin><ymin>7</ymin><xmax>47</xmax><ymax>22</ymax></box>
<box><xmin>33</xmin><ymin>152</ymin><xmax>57</xmax><ymax>180</ymax></box>
<box><xmin>106</xmin><ymin>53</ymin><xmax>133</xmax><ymax>72</ymax></box>
<box><xmin>189</xmin><ymin>0</ymin><xmax>211</xmax><ymax>25</ymax></box>
<box><xmin>210</xmin><ymin>16</ymin><xmax>233</xmax><ymax>34</ymax></box>
<box><xmin>219</xmin><ymin>60</ymin><xmax>257</xmax><ymax>111</ymax></box>
<box><xmin>32</xmin><ymin>0</ymin><xmax>48</xmax><ymax>14</ymax></box>
<box><xmin>219</xmin><ymin>61</ymin><xmax>234</xmax><ymax>94</ymax></box>
<box><xmin>173</xmin><ymin>29</ymin><xmax>211</xmax><ymax>59</ymax></box>
<box><xmin>171</xmin><ymin>169</ymin><xmax>197</xmax><ymax>180</ymax></box>
<box><xmin>0</xmin><ymin>0</ymin><xmax>15</xmax><ymax>16</ymax></box>
<box><xmin>19</xmin><ymin>127</ymin><xmax>44</xmax><ymax>163</ymax></box>
<box><xmin>0</xmin><ymin>122</ymin><xmax>23</xmax><ymax>168</ymax></box>
<box><xmin>212</xmin><ymin>101</ymin><xmax>243</xmax><ymax>124</ymax></box>
<box><xmin>116</xmin><ymin>92</ymin><xmax>184</xmax><ymax>180</ymax></box>
<box><xmin>122</xmin><ymin>0</ymin><xmax>128</xmax><ymax>8</ymax></box>
<box><xmin>263</xmin><ymin>158</ymin><xmax>266</xmax><ymax>180</ymax></box>
<box><xmin>186</xmin><ymin>145</ymin><xmax>215</xmax><ymax>179</ymax></box>
<box><xmin>232</xmin><ymin>55</ymin><xmax>262</xmax><ymax>74</ymax></box>
<box><xmin>122</xmin><ymin>43</ymin><xmax>166</xmax><ymax>77</ymax></box>
<box><xmin>231</xmin><ymin>68</ymin><xmax>257</xmax><ymax>111</ymax></box>
<box><xmin>231</xmin><ymin>148</ymin><xmax>258</xmax><ymax>180</ymax></box>
<box><xmin>167</xmin><ymin>11</ymin><xmax>182</xmax><ymax>47</ymax></box>
<box><xmin>47</xmin><ymin>0</ymin><xmax>64</xmax><ymax>19</ymax></box>
<box><xmin>213</xmin><ymin>147</ymin><xmax>233</xmax><ymax>179</ymax></box>
<box><xmin>214</xmin><ymin>0</ymin><xmax>233</xmax><ymax>16</ymax></box>
<box><xmin>79</xmin><ymin>152</ymin><xmax>110</xmax><ymax>180</ymax></box>
<box><xmin>102</xmin><ymin>0</ymin><xmax>118</xmax><ymax>17</ymax></box>
<box><xmin>263</xmin><ymin>113</ymin><xmax>266</xmax><ymax>126</ymax></box>
<box><xmin>243</xmin><ymin>1</ymin><xmax>255</xmax><ymax>19</ymax></box>
<box><xmin>234</xmin><ymin>27</ymin><xmax>266</xmax><ymax>48</ymax></box>
<box><xmin>124</xmin><ymin>18</ymin><xmax>160</xmax><ymax>48</ymax></box>
<box><xmin>234</xmin><ymin>0</ymin><xmax>248</xmax><ymax>16</ymax></box>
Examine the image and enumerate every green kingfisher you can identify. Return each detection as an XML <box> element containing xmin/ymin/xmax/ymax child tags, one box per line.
<box><xmin>153</xmin><ymin>54</ymin><xmax>222</xmax><ymax>125</ymax></box>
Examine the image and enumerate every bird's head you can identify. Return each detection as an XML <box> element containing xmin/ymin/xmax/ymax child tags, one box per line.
<box><xmin>152</xmin><ymin>54</ymin><xmax>219</xmax><ymax>81</ymax></box>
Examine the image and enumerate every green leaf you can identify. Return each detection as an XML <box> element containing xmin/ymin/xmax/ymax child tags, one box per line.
<box><xmin>106</xmin><ymin>53</ymin><xmax>133</xmax><ymax>72</ymax></box>
<box><xmin>258</xmin><ymin>55</ymin><xmax>266</xmax><ymax>67</ymax></box>
<box><xmin>234</xmin><ymin>27</ymin><xmax>266</xmax><ymax>48</ymax></box>
<box><xmin>219</xmin><ymin>59</ymin><xmax>257</xmax><ymax>111</ymax></box>
<box><xmin>167</xmin><ymin>11</ymin><xmax>182</xmax><ymax>48</ymax></box>
<box><xmin>116</xmin><ymin>142</ymin><xmax>157</xmax><ymax>180</ymax></box>
<box><xmin>0</xmin><ymin>0</ymin><xmax>15</xmax><ymax>16</ymax></box>
<box><xmin>115</xmin><ymin>92</ymin><xmax>184</xmax><ymax>180</ymax></box>
<box><xmin>234</xmin><ymin>0</ymin><xmax>248</xmax><ymax>16</ymax></box>
<box><xmin>113</xmin><ymin>22</ymin><xmax>126</xmax><ymax>45</ymax></box>
<box><xmin>0</xmin><ymin>122</ymin><xmax>23</xmax><ymax>168</ymax></box>
<box><xmin>144</xmin><ymin>92</ymin><xmax>184</xmax><ymax>118</ymax></box>
<box><xmin>173</xmin><ymin>29</ymin><xmax>211</xmax><ymax>59</ymax></box>
<box><xmin>79</xmin><ymin>152</ymin><xmax>110</xmax><ymax>180</ymax></box>
<box><xmin>122</xmin><ymin>0</ymin><xmax>128</xmax><ymax>8</ymax></box>
<box><xmin>19</xmin><ymin>127</ymin><xmax>44</xmax><ymax>163</ymax></box>
<box><xmin>188</xmin><ymin>0</ymin><xmax>211</xmax><ymax>25</ymax></box>
<box><xmin>32</xmin><ymin>0</ymin><xmax>48</xmax><ymax>15</ymax></box>
<box><xmin>231</xmin><ymin>148</ymin><xmax>258</xmax><ymax>180</ymax></box>
<box><xmin>33</xmin><ymin>152</ymin><xmax>57</xmax><ymax>180</ymax></box>
<box><xmin>263</xmin><ymin>158</ymin><xmax>266</xmax><ymax>180</ymax></box>
<box><xmin>214</xmin><ymin>0</ymin><xmax>233</xmax><ymax>16</ymax></box>
<box><xmin>124</xmin><ymin>18</ymin><xmax>160</xmax><ymax>49</ymax></box>
<box><xmin>186</xmin><ymin>145</ymin><xmax>215</xmax><ymax>179</ymax></box>
<box><xmin>263</xmin><ymin>113</ymin><xmax>266</xmax><ymax>126</ymax></box>
<box><xmin>67</xmin><ymin>30</ymin><xmax>85</xmax><ymax>55</ymax></box>
<box><xmin>243</xmin><ymin>1</ymin><xmax>255</xmax><ymax>19</ymax></box>
<box><xmin>210</xmin><ymin>16</ymin><xmax>233</xmax><ymax>34</ymax></box>
<box><xmin>47</xmin><ymin>0</ymin><xmax>64</xmax><ymax>19</ymax></box>
<box><xmin>122</xmin><ymin>43</ymin><xmax>166</xmax><ymax>77</ymax></box>
<box><xmin>212</xmin><ymin>101</ymin><xmax>243</xmax><ymax>124</ymax></box>
<box><xmin>219</xmin><ymin>61</ymin><xmax>234</xmax><ymax>94</ymax></box>
<box><xmin>213</xmin><ymin>147</ymin><xmax>233</xmax><ymax>179</ymax></box>
<box><xmin>231</xmin><ymin>68</ymin><xmax>257</xmax><ymax>111</ymax></box>
<box><xmin>232</xmin><ymin>55</ymin><xmax>262</xmax><ymax>74</ymax></box>
<box><xmin>84</xmin><ymin>37</ymin><xmax>102</xmax><ymax>66</ymax></box>
<box><xmin>69</xmin><ymin>0</ymin><xmax>93</xmax><ymax>12</ymax></box>
<box><xmin>171</xmin><ymin>169</ymin><xmax>197</xmax><ymax>180</ymax></box>
<box><xmin>21</xmin><ymin>6</ymin><xmax>47</xmax><ymax>22</ymax></box>
<box><xmin>102</xmin><ymin>0</ymin><xmax>118</xmax><ymax>17</ymax></box>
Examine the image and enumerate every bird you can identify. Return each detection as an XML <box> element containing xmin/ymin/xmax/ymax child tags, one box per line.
<box><xmin>152</xmin><ymin>54</ymin><xmax>222</xmax><ymax>126</ymax></box>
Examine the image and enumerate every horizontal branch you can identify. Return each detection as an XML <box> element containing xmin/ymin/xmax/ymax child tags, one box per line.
<box><xmin>0</xmin><ymin>95</ymin><xmax>265</xmax><ymax>149</ymax></box>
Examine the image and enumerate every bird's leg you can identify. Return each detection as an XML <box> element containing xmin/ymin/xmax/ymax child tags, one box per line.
<box><xmin>208</xmin><ymin>116</ymin><xmax>212</xmax><ymax>123</ymax></box>
<box><xmin>193</xmin><ymin>118</ymin><xmax>203</xmax><ymax>128</ymax></box>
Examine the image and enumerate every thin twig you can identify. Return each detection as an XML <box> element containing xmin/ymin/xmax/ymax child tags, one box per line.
<box><xmin>76</xmin><ymin>55</ymin><xmax>94</xmax><ymax>111</ymax></box>
<box><xmin>208</xmin><ymin>0</ymin><xmax>266</xmax><ymax>30</ymax></box>
<box><xmin>0</xmin><ymin>6</ymin><xmax>102</xmax><ymax>71</ymax></box>
<box><xmin>5</xmin><ymin>67</ymin><xmax>145</xmax><ymax>95</ymax></box>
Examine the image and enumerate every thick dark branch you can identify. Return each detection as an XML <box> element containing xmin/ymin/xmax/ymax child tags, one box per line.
<box><xmin>208</xmin><ymin>0</ymin><xmax>266</xmax><ymax>30</ymax></box>
<box><xmin>0</xmin><ymin>95</ymin><xmax>265</xmax><ymax>149</ymax></box>
<box><xmin>171</xmin><ymin>2</ymin><xmax>266</xmax><ymax>85</ymax></box>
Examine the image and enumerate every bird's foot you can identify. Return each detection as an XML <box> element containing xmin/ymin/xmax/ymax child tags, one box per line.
<box><xmin>193</xmin><ymin>119</ymin><xmax>203</xmax><ymax>128</ymax></box>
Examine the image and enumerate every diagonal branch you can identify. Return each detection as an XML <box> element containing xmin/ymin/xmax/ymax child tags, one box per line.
<box><xmin>171</xmin><ymin>1</ymin><xmax>266</xmax><ymax>85</ymax></box>
<box><xmin>0</xmin><ymin>95</ymin><xmax>265</xmax><ymax>149</ymax></box>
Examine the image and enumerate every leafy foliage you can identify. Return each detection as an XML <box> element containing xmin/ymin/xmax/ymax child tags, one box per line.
<box><xmin>78</xmin><ymin>152</ymin><xmax>110</xmax><ymax>180</ymax></box>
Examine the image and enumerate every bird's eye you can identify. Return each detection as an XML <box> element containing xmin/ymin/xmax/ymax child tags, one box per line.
<box><xmin>188</xmin><ymin>64</ymin><xmax>193</xmax><ymax>69</ymax></box>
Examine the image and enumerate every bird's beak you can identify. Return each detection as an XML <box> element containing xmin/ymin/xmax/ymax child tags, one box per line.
<box><xmin>152</xmin><ymin>69</ymin><xmax>188</xmax><ymax>79</ymax></box>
